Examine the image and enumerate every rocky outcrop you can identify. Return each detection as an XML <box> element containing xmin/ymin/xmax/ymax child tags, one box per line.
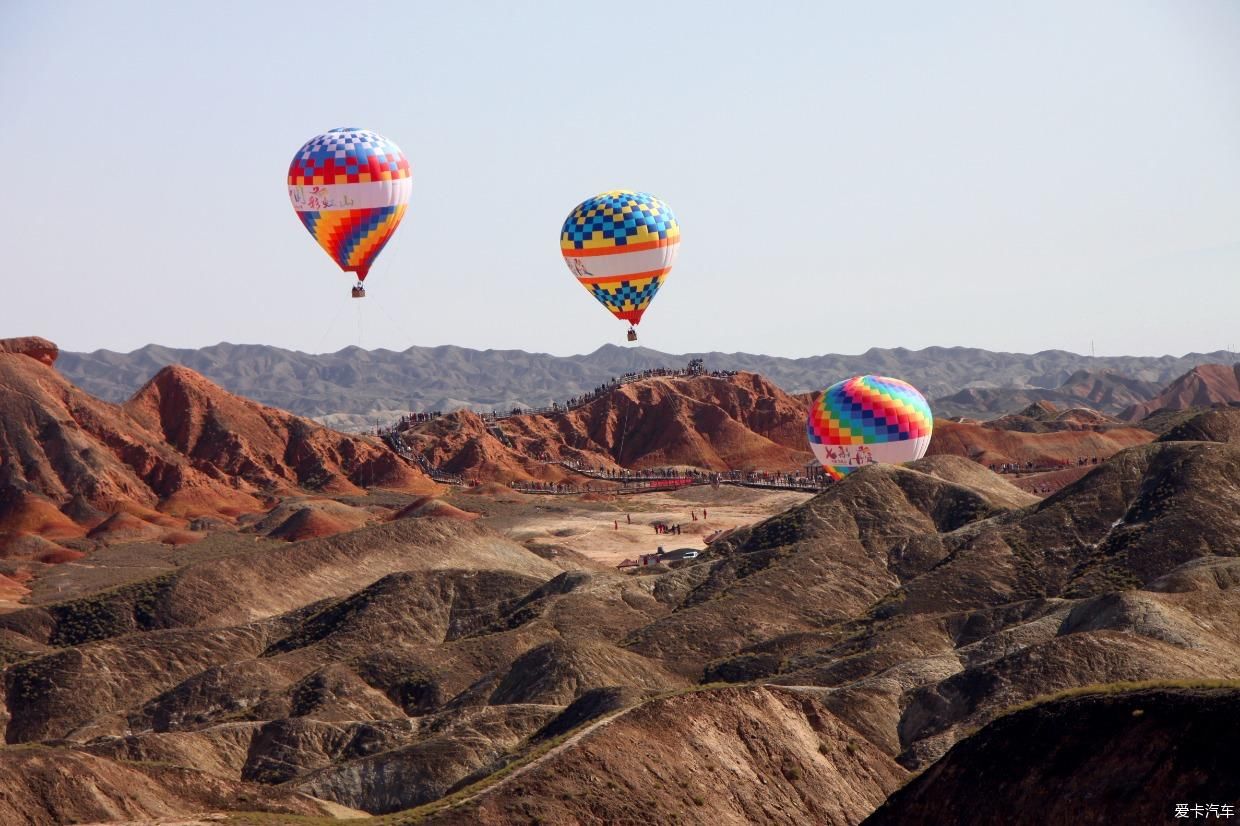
<box><xmin>0</xmin><ymin>336</ymin><xmax>58</xmax><ymax>366</ymax></box>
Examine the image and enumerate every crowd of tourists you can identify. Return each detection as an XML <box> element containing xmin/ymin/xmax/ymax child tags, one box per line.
<box><xmin>990</xmin><ymin>455</ymin><xmax>1102</xmax><ymax>475</ymax></box>
<box><xmin>509</xmin><ymin>480</ymin><xmax>599</xmax><ymax>494</ymax></box>
<box><xmin>377</xmin><ymin>360</ymin><xmax>740</xmax><ymax>425</ymax></box>
<box><xmin>486</xmin><ymin>362</ymin><xmax>737</xmax><ymax>420</ymax></box>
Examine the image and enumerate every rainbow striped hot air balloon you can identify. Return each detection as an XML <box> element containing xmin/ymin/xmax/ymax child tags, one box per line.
<box><xmin>560</xmin><ymin>190</ymin><xmax>679</xmax><ymax>341</ymax></box>
<box><xmin>806</xmin><ymin>375</ymin><xmax>934</xmax><ymax>480</ymax></box>
<box><xmin>288</xmin><ymin>127</ymin><xmax>411</xmax><ymax>297</ymax></box>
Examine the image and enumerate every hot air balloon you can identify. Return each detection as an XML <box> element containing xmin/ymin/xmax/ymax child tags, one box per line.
<box><xmin>806</xmin><ymin>375</ymin><xmax>934</xmax><ymax>480</ymax></box>
<box><xmin>288</xmin><ymin>127</ymin><xmax>411</xmax><ymax>298</ymax></box>
<box><xmin>560</xmin><ymin>190</ymin><xmax>679</xmax><ymax>341</ymax></box>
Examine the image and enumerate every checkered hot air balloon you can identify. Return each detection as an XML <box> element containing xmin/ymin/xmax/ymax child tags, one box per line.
<box><xmin>288</xmin><ymin>127</ymin><xmax>411</xmax><ymax>297</ymax></box>
<box><xmin>806</xmin><ymin>375</ymin><xmax>934</xmax><ymax>480</ymax></box>
<box><xmin>560</xmin><ymin>190</ymin><xmax>679</xmax><ymax>341</ymax></box>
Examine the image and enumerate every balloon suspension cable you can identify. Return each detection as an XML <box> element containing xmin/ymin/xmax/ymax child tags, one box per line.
<box><xmin>314</xmin><ymin>302</ymin><xmax>350</xmax><ymax>354</ymax></box>
<box><xmin>376</xmin><ymin>302</ymin><xmax>420</xmax><ymax>353</ymax></box>
<box><xmin>616</xmin><ymin>404</ymin><xmax>630</xmax><ymax>465</ymax></box>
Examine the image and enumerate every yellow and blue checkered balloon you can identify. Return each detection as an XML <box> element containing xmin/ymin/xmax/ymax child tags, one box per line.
<box><xmin>560</xmin><ymin>190</ymin><xmax>680</xmax><ymax>332</ymax></box>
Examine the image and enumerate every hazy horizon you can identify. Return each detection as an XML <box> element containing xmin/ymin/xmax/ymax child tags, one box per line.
<box><xmin>55</xmin><ymin>338</ymin><xmax>1238</xmax><ymax>363</ymax></box>
<box><xmin>3</xmin><ymin>1</ymin><xmax>1238</xmax><ymax>359</ymax></box>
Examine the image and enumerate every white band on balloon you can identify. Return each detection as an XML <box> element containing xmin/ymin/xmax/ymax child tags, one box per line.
<box><xmin>811</xmin><ymin>435</ymin><xmax>932</xmax><ymax>470</ymax></box>
<box><xmin>563</xmin><ymin>241</ymin><xmax>680</xmax><ymax>279</ymax></box>
<box><xmin>288</xmin><ymin>177</ymin><xmax>412</xmax><ymax>212</ymax></box>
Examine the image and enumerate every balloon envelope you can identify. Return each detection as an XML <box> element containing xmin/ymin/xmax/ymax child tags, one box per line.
<box><xmin>560</xmin><ymin>190</ymin><xmax>679</xmax><ymax>327</ymax></box>
<box><xmin>806</xmin><ymin>375</ymin><xmax>933</xmax><ymax>480</ymax></box>
<box><xmin>288</xmin><ymin>127</ymin><xmax>411</xmax><ymax>282</ymax></box>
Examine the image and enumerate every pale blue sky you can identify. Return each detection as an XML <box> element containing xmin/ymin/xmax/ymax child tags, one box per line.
<box><xmin>2</xmin><ymin>0</ymin><xmax>1237</xmax><ymax>357</ymax></box>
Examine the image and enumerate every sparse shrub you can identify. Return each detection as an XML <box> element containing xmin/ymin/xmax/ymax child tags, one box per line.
<box><xmin>48</xmin><ymin>572</ymin><xmax>176</xmax><ymax>647</ymax></box>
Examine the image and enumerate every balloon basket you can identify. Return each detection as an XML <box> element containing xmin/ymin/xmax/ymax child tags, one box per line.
<box><xmin>626</xmin><ymin>327</ymin><xmax>637</xmax><ymax>342</ymax></box>
<box><xmin>351</xmin><ymin>285</ymin><xmax>366</xmax><ymax>299</ymax></box>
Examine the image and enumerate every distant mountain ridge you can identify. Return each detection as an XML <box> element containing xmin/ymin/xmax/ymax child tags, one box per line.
<box><xmin>56</xmin><ymin>342</ymin><xmax>1236</xmax><ymax>426</ymax></box>
<box><xmin>933</xmin><ymin>368</ymin><xmax>1166</xmax><ymax>418</ymax></box>
<box><xmin>1120</xmin><ymin>363</ymin><xmax>1240</xmax><ymax>421</ymax></box>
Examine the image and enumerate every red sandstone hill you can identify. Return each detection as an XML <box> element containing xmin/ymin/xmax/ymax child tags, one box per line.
<box><xmin>0</xmin><ymin>338</ymin><xmax>435</xmax><ymax>550</ymax></box>
<box><xmin>398</xmin><ymin>372</ymin><xmax>814</xmax><ymax>482</ymax></box>
<box><xmin>1121</xmin><ymin>363</ymin><xmax>1240</xmax><ymax>421</ymax></box>
<box><xmin>926</xmin><ymin>418</ymin><xmax>1154</xmax><ymax>468</ymax></box>
<box><xmin>399</xmin><ymin>371</ymin><xmax>1161</xmax><ymax>484</ymax></box>
<box><xmin>397</xmin><ymin>409</ymin><xmax>600</xmax><ymax>484</ymax></box>
<box><xmin>924</xmin><ymin>402</ymin><xmax>1156</xmax><ymax>472</ymax></box>
<box><xmin>124</xmin><ymin>365</ymin><xmax>433</xmax><ymax>500</ymax></box>
<box><xmin>980</xmin><ymin>400</ymin><xmax>1133</xmax><ymax>434</ymax></box>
